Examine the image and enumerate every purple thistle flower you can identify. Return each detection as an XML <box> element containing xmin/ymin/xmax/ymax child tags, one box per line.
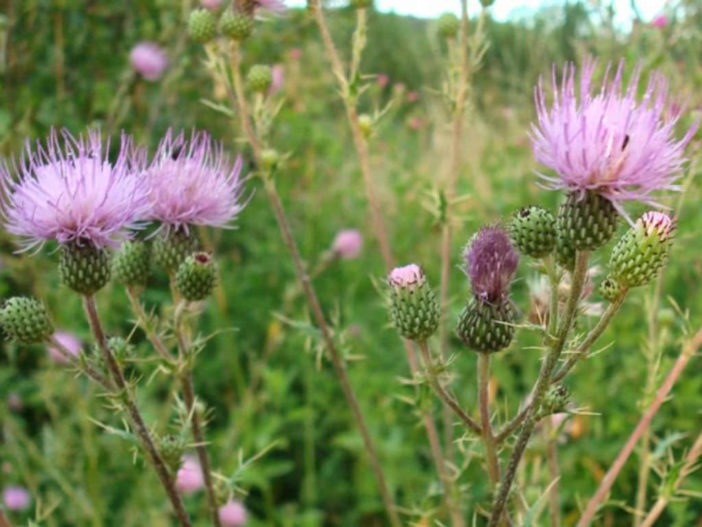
<box><xmin>3</xmin><ymin>486</ymin><xmax>31</xmax><ymax>511</ymax></box>
<box><xmin>1</xmin><ymin>129</ymin><xmax>148</xmax><ymax>251</ymax></box>
<box><xmin>531</xmin><ymin>60</ymin><xmax>697</xmax><ymax>214</ymax></box>
<box><xmin>129</xmin><ymin>42</ymin><xmax>169</xmax><ymax>82</ymax></box>
<box><xmin>145</xmin><ymin>129</ymin><xmax>247</xmax><ymax>231</ymax></box>
<box><xmin>465</xmin><ymin>226</ymin><xmax>519</xmax><ymax>303</ymax></box>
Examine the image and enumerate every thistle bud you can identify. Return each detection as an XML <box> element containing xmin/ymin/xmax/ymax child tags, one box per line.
<box><xmin>153</xmin><ymin>228</ymin><xmax>199</xmax><ymax>274</ymax></box>
<box><xmin>599</xmin><ymin>275</ymin><xmax>624</xmax><ymax>302</ymax></box>
<box><xmin>437</xmin><ymin>13</ymin><xmax>460</xmax><ymax>39</ymax></box>
<box><xmin>539</xmin><ymin>384</ymin><xmax>570</xmax><ymax>418</ymax></box>
<box><xmin>247</xmin><ymin>64</ymin><xmax>273</xmax><ymax>93</ymax></box>
<box><xmin>610</xmin><ymin>212</ymin><xmax>675</xmax><ymax>288</ymax></box>
<box><xmin>159</xmin><ymin>435</ymin><xmax>186</xmax><ymax>473</ymax></box>
<box><xmin>350</xmin><ymin>0</ymin><xmax>372</xmax><ymax>8</ymax></box>
<box><xmin>358</xmin><ymin>114</ymin><xmax>374</xmax><ymax>139</ymax></box>
<box><xmin>387</xmin><ymin>264</ymin><xmax>439</xmax><ymax>342</ymax></box>
<box><xmin>555</xmin><ymin>231</ymin><xmax>576</xmax><ymax>270</ymax></box>
<box><xmin>457</xmin><ymin>297</ymin><xmax>516</xmax><ymax>353</ymax></box>
<box><xmin>509</xmin><ymin>206</ymin><xmax>557</xmax><ymax>258</ymax></box>
<box><xmin>260</xmin><ymin>148</ymin><xmax>280</xmax><ymax>171</ymax></box>
<box><xmin>176</xmin><ymin>253</ymin><xmax>218</xmax><ymax>302</ymax></box>
<box><xmin>0</xmin><ymin>297</ymin><xmax>54</xmax><ymax>344</ymax></box>
<box><xmin>59</xmin><ymin>242</ymin><xmax>111</xmax><ymax>295</ymax></box>
<box><xmin>112</xmin><ymin>241</ymin><xmax>151</xmax><ymax>289</ymax></box>
<box><xmin>557</xmin><ymin>190</ymin><xmax>618</xmax><ymax>251</ymax></box>
<box><xmin>188</xmin><ymin>9</ymin><xmax>218</xmax><ymax>43</ymax></box>
<box><xmin>220</xmin><ymin>9</ymin><xmax>254</xmax><ymax>41</ymax></box>
<box><xmin>92</xmin><ymin>335</ymin><xmax>134</xmax><ymax>369</ymax></box>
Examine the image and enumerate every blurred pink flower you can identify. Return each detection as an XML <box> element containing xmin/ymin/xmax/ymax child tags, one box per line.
<box><xmin>47</xmin><ymin>331</ymin><xmax>82</xmax><ymax>364</ymax></box>
<box><xmin>254</xmin><ymin>0</ymin><xmax>285</xmax><ymax>13</ymax></box>
<box><xmin>289</xmin><ymin>48</ymin><xmax>302</xmax><ymax>61</ymax></box>
<box><xmin>408</xmin><ymin>117</ymin><xmax>423</xmax><ymax>130</ymax></box>
<box><xmin>651</xmin><ymin>14</ymin><xmax>668</xmax><ymax>28</ymax></box>
<box><xmin>219</xmin><ymin>500</ymin><xmax>248</xmax><ymax>526</ymax></box>
<box><xmin>201</xmin><ymin>0</ymin><xmax>222</xmax><ymax>9</ymax></box>
<box><xmin>407</xmin><ymin>91</ymin><xmax>419</xmax><ymax>102</ymax></box>
<box><xmin>377</xmin><ymin>74</ymin><xmax>389</xmax><ymax>88</ymax></box>
<box><xmin>331</xmin><ymin>229</ymin><xmax>363</xmax><ymax>259</ymax></box>
<box><xmin>129</xmin><ymin>42</ymin><xmax>169</xmax><ymax>81</ymax></box>
<box><xmin>269</xmin><ymin>64</ymin><xmax>284</xmax><ymax>95</ymax></box>
<box><xmin>175</xmin><ymin>456</ymin><xmax>204</xmax><ymax>494</ymax></box>
<box><xmin>3</xmin><ymin>486</ymin><xmax>31</xmax><ymax>511</ymax></box>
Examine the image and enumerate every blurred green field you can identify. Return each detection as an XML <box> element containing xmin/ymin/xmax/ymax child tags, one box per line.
<box><xmin>1</xmin><ymin>1</ymin><xmax>702</xmax><ymax>526</ymax></box>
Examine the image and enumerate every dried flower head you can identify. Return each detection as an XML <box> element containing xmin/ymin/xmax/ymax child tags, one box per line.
<box><xmin>145</xmin><ymin>129</ymin><xmax>247</xmax><ymax>231</ymax></box>
<box><xmin>129</xmin><ymin>42</ymin><xmax>168</xmax><ymax>81</ymax></box>
<box><xmin>465</xmin><ymin>226</ymin><xmax>519</xmax><ymax>303</ymax></box>
<box><xmin>1</xmin><ymin>129</ymin><xmax>147</xmax><ymax>251</ymax></box>
<box><xmin>532</xmin><ymin>60</ymin><xmax>697</xmax><ymax>214</ymax></box>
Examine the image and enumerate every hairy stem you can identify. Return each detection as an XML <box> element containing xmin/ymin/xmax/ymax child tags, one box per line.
<box><xmin>82</xmin><ymin>296</ymin><xmax>192</xmax><ymax>527</ymax></box>
<box><xmin>48</xmin><ymin>334</ymin><xmax>113</xmax><ymax>390</ymax></box>
<box><xmin>544</xmin><ymin>417</ymin><xmax>561</xmax><ymax>527</ymax></box>
<box><xmin>125</xmin><ymin>287</ymin><xmax>172</xmax><ymax>362</ymax></box>
<box><xmin>576</xmin><ymin>325</ymin><xmax>702</xmax><ymax>527</ymax></box>
<box><xmin>478</xmin><ymin>353</ymin><xmax>500</xmax><ymax>488</ymax></box>
<box><xmin>489</xmin><ymin>251</ymin><xmax>589</xmax><ymax>527</ymax></box>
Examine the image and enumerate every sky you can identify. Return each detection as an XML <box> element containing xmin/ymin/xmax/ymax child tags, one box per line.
<box><xmin>286</xmin><ymin>0</ymin><xmax>666</xmax><ymax>26</ymax></box>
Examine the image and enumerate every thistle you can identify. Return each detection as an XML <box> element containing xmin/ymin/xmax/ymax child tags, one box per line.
<box><xmin>437</xmin><ymin>12</ymin><xmax>460</xmax><ymax>39</ymax></box>
<box><xmin>220</xmin><ymin>9</ymin><xmax>254</xmax><ymax>41</ymax></box>
<box><xmin>0</xmin><ymin>297</ymin><xmax>54</xmax><ymax>345</ymax></box>
<box><xmin>188</xmin><ymin>9</ymin><xmax>217</xmax><ymax>43</ymax></box>
<box><xmin>509</xmin><ymin>206</ymin><xmax>557</xmax><ymax>258</ymax></box>
<box><xmin>112</xmin><ymin>240</ymin><xmax>151</xmax><ymax>289</ymax></box>
<box><xmin>387</xmin><ymin>264</ymin><xmax>439</xmax><ymax>342</ymax></box>
<box><xmin>176</xmin><ymin>252</ymin><xmax>218</xmax><ymax>302</ymax></box>
<box><xmin>247</xmin><ymin>64</ymin><xmax>273</xmax><ymax>93</ymax></box>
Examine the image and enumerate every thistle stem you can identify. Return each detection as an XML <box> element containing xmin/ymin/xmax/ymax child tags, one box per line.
<box><xmin>48</xmin><ymin>334</ymin><xmax>113</xmax><ymax>390</ymax></box>
<box><xmin>81</xmin><ymin>296</ymin><xmax>192</xmax><ymax>527</ymax></box>
<box><xmin>125</xmin><ymin>287</ymin><xmax>173</xmax><ymax>362</ymax></box>
<box><xmin>489</xmin><ymin>250</ymin><xmax>589</xmax><ymax>527</ymax></box>
<box><xmin>576</xmin><ymin>325</ymin><xmax>702</xmax><ymax>527</ymax></box>
<box><xmin>544</xmin><ymin>417</ymin><xmax>561</xmax><ymax>527</ymax></box>
<box><xmin>478</xmin><ymin>353</ymin><xmax>500</xmax><ymax>488</ymax></box>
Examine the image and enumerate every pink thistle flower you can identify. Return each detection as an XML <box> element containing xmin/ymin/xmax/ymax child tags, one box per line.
<box><xmin>377</xmin><ymin>74</ymin><xmax>389</xmax><ymax>88</ymax></box>
<box><xmin>269</xmin><ymin>64</ymin><xmax>284</xmax><ymax>95</ymax></box>
<box><xmin>289</xmin><ymin>48</ymin><xmax>302</xmax><ymax>61</ymax></box>
<box><xmin>388</xmin><ymin>264</ymin><xmax>425</xmax><ymax>290</ymax></box>
<box><xmin>1</xmin><ymin>129</ymin><xmax>148</xmax><ymax>251</ymax></box>
<box><xmin>531</xmin><ymin>60</ymin><xmax>698</xmax><ymax>215</ymax></box>
<box><xmin>129</xmin><ymin>42</ymin><xmax>168</xmax><ymax>81</ymax></box>
<box><xmin>407</xmin><ymin>91</ymin><xmax>420</xmax><ymax>102</ymax></box>
<box><xmin>464</xmin><ymin>226</ymin><xmax>519</xmax><ymax>303</ymax></box>
<box><xmin>651</xmin><ymin>14</ymin><xmax>668</xmax><ymax>28</ymax></box>
<box><xmin>219</xmin><ymin>500</ymin><xmax>248</xmax><ymax>526</ymax></box>
<box><xmin>331</xmin><ymin>229</ymin><xmax>363</xmax><ymax>259</ymax></box>
<box><xmin>47</xmin><ymin>331</ymin><xmax>82</xmax><ymax>364</ymax></box>
<box><xmin>408</xmin><ymin>117</ymin><xmax>423</xmax><ymax>130</ymax></box>
<box><xmin>145</xmin><ymin>130</ymin><xmax>247</xmax><ymax>231</ymax></box>
<box><xmin>201</xmin><ymin>0</ymin><xmax>223</xmax><ymax>9</ymax></box>
<box><xmin>175</xmin><ymin>455</ymin><xmax>204</xmax><ymax>494</ymax></box>
<box><xmin>3</xmin><ymin>486</ymin><xmax>31</xmax><ymax>511</ymax></box>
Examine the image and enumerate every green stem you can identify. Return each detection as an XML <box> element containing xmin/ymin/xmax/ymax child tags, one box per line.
<box><xmin>478</xmin><ymin>352</ymin><xmax>500</xmax><ymax>488</ymax></box>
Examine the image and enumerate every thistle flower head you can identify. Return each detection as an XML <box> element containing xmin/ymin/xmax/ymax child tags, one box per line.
<box><xmin>465</xmin><ymin>226</ymin><xmax>519</xmax><ymax>303</ymax></box>
<box><xmin>388</xmin><ymin>263</ymin><xmax>425</xmax><ymax>290</ymax></box>
<box><xmin>1</xmin><ymin>129</ymin><xmax>147</xmax><ymax>251</ymax></box>
<box><xmin>175</xmin><ymin>455</ymin><xmax>204</xmax><ymax>494</ymax></box>
<box><xmin>129</xmin><ymin>42</ymin><xmax>168</xmax><ymax>81</ymax></box>
<box><xmin>331</xmin><ymin>229</ymin><xmax>363</xmax><ymax>259</ymax></box>
<box><xmin>219</xmin><ymin>500</ymin><xmax>248</xmax><ymax>526</ymax></box>
<box><xmin>638</xmin><ymin>211</ymin><xmax>675</xmax><ymax>241</ymax></box>
<box><xmin>532</xmin><ymin>60</ymin><xmax>697</xmax><ymax>214</ymax></box>
<box><xmin>145</xmin><ymin>129</ymin><xmax>247</xmax><ymax>231</ymax></box>
<box><xmin>3</xmin><ymin>486</ymin><xmax>30</xmax><ymax>511</ymax></box>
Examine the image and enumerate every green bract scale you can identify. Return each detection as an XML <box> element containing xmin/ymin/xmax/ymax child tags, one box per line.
<box><xmin>153</xmin><ymin>228</ymin><xmax>199</xmax><ymax>274</ymax></box>
<box><xmin>0</xmin><ymin>297</ymin><xmax>53</xmax><ymax>345</ymax></box>
<box><xmin>539</xmin><ymin>384</ymin><xmax>570</xmax><ymax>417</ymax></box>
<box><xmin>176</xmin><ymin>252</ymin><xmax>218</xmax><ymax>302</ymax></box>
<box><xmin>247</xmin><ymin>64</ymin><xmax>273</xmax><ymax>93</ymax></box>
<box><xmin>437</xmin><ymin>12</ymin><xmax>460</xmax><ymax>39</ymax></box>
<box><xmin>59</xmin><ymin>242</ymin><xmax>111</xmax><ymax>295</ymax></box>
<box><xmin>112</xmin><ymin>241</ymin><xmax>151</xmax><ymax>288</ymax></box>
<box><xmin>457</xmin><ymin>297</ymin><xmax>516</xmax><ymax>353</ymax></box>
<box><xmin>188</xmin><ymin>9</ymin><xmax>217</xmax><ymax>43</ymax></box>
<box><xmin>220</xmin><ymin>9</ymin><xmax>254</xmax><ymax>41</ymax></box>
<box><xmin>509</xmin><ymin>206</ymin><xmax>557</xmax><ymax>258</ymax></box>
<box><xmin>557</xmin><ymin>190</ymin><xmax>618</xmax><ymax>251</ymax></box>
<box><xmin>610</xmin><ymin>212</ymin><xmax>675</xmax><ymax>288</ymax></box>
<box><xmin>555</xmin><ymin>231</ymin><xmax>576</xmax><ymax>270</ymax></box>
<box><xmin>599</xmin><ymin>275</ymin><xmax>624</xmax><ymax>302</ymax></box>
<box><xmin>388</xmin><ymin>264</ymin><xmax>439</xmax><ymax>342</ymax></box>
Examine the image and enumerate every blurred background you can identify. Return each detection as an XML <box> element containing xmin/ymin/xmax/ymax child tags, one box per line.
<box><xmin>1</xmin><ymin>1</ymin><xmax>701</xmax><ymax>525</ymax></box>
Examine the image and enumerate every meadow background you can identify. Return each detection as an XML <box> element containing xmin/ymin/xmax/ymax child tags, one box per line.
<box><xmin>1</xmin><ymin>1</ymin><xmax>702</xmax><ymax>525</ymax></box>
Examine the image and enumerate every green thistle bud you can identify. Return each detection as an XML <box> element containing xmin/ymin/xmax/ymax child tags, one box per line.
<box><xmin>509</xmin><ymin>206</ymin><xmax>557</xmax><ymax>258</ymax></box>
<box><xmin>213</xmin><ymin>479</ymin><xmax>230</xmax><ymax>507</ymax></box>
<box><xmin>188</xmin><ymin>9</ymin><xmax>217</xmax><ymax>43</ymax></box>
<box><xmin>220</xmin><ymin>9</ymin><xmax>254</xmax><ymax>41</ymax></box>
<box><xmin>93</xmin><ymin>335</ymin><xmax>134</xmax><ymax>368</ymax></box>
<box><xmin>260</xmin><ymin>148</ymin><xmax>280</xmax><ymax>171</ymax></box>
<box><xmin>457</xmin><ymin>297</ymin><xmax>516</xmax><ymax>353</ymax></box>
<box><xmin>158</xmin><ymin>434</ymin><xmax>186</xmax><ymax>473</ymax></box>
<box><xmin>555</xmin><ymin>231</ymin><xmax>575</xmax><ymax>270</ymax></box>
<box><xmin>0</xmin><ymin>297</ymin><xmax>53</xmax><ymax>344</ymax></box>
<box><xmin>437</xmin><ymin>12</ymin><xmax>460</xmax><ymax>39</ymax></box>
<box><xmin>350</xmin><ymin>0</ymin><xmax>372</xmax><ymax>8</ymax></box>
<box><xmin>153</xmin><ymin>228</ymin><xmax>199</xmax><ymax>274</ymax></box>
<box><xmin>387</xmin><ymin>264</ymin><xmax>439</xmax><ymax>342</ymax></box>
<box><xmin>599</xmin><ymin>275</ymin><xmax>624</xmax><ymax>302</ymax></box>
<box><xmin>539</xmin><ymin>384</ymin><xmax>570</xmax><ymax>417</ymax></box>
<box><xmin>610</xmin><ymin>212</ymin><xmax>675</xmax><ymax>289</ymax></box>
<box><xmin>59</xmin><ymin>242</ymin><xmax>111</xmax><ymax>295</ymax></box>
<box><xmin>247</xmin><ymin>64</ymin><xmax>273</xmax><ymax>93</ymax></box>
<box><xmin>557</xmin><ymin>190</ymin><xmax>618</xmax><ymax>251</ymax></box>
<box><xmin>358</xmin><ymin>114</ymin><xmax>374</xmax><ymax>138</ymax></box>
<box><xmin>112</xmin><ymin>241</ymin><xmax>151</xmax><ymax>288</ymax></box>
<box><xmin>176</xmin><ymin>252</ymin><xmax>218</xmax><ymax>302</ymax></box>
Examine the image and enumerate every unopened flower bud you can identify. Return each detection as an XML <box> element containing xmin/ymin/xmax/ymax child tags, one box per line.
<box><xmin>260</xmin><ymin>148</ymin><xmax>280</xmax><ymax>170</ymax></box>
<box><xmin>153</xmin><ymin>228</ymin><xmax>199</xmax><ymax>274</ymax></box>
<box><xmin>112</xmin><ymin>241</ymin><xmax>151</xmax><ymax>288</ymax></box>
<box><xmin>557</xmin><ymin>190</ymin><xmax>618</xmax><ymax>251</ymax></box>
<box><xmin>509</xmin><ymin>206</ymin><xmax>557</xmax><ymax>258</ymax></box>
<box><xmin>220</xmin><ymin>9</ymin><xmax>254</xmax><ymax>41</ymax></box>
<box><xmin>437</xmin><ymin>12</ymin><xmax>460</xmax><ymax>39</ymax></box>
<box><xmin>610</xmin><ymin>212</ymin><xmax>675</xmax><ymax>288</ymax></box>
<box><xmin>247</xmin><ymin>64</ymin><xmax>273</xmax><ymax>93</ymax></box>
<box><xmin>387</xmin><ymin>264</ymin><xmax>439</xmax><ymax>342</ymax></box>
<box><xmin>358</xmin><ymin>114</ymin><xmax>374</xmax><ymax>138</ymax></box>
<box><xmin>457</xmin><ymin>297</ymin><xmax>516</xmax><ymax>353</ymax></box>
<box><xmin>0</xmin><ymin>297</ymin><xmax>53</xmax><ymax>345</ymax></box>
<box><xmin>159</xmin><ymin>435</ymin><xmax>186</xmax><ymax>473</ymax></box>
<box><xmin>219</xmin><ymin>499</ymin><xmax>248</xmax><ymax>526</ymax></box>
<box><xmin>188</xmin><ymin>9</ymin><xmax>217</xmax><ymax>43</ymax></box>
<box><xmin>540</xmin><ymin>384</ymin><xmax>570</xmax><ymax>417</ymax></box>
<box><xmin>59</xmin><ymin>242</ymin><xmax>111</xmax><ymax>295</ymax></box>
<box><xmin>176</xmin><ymin>253</ymin><xmax>218</xmax><ymax>302</ymax></box>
